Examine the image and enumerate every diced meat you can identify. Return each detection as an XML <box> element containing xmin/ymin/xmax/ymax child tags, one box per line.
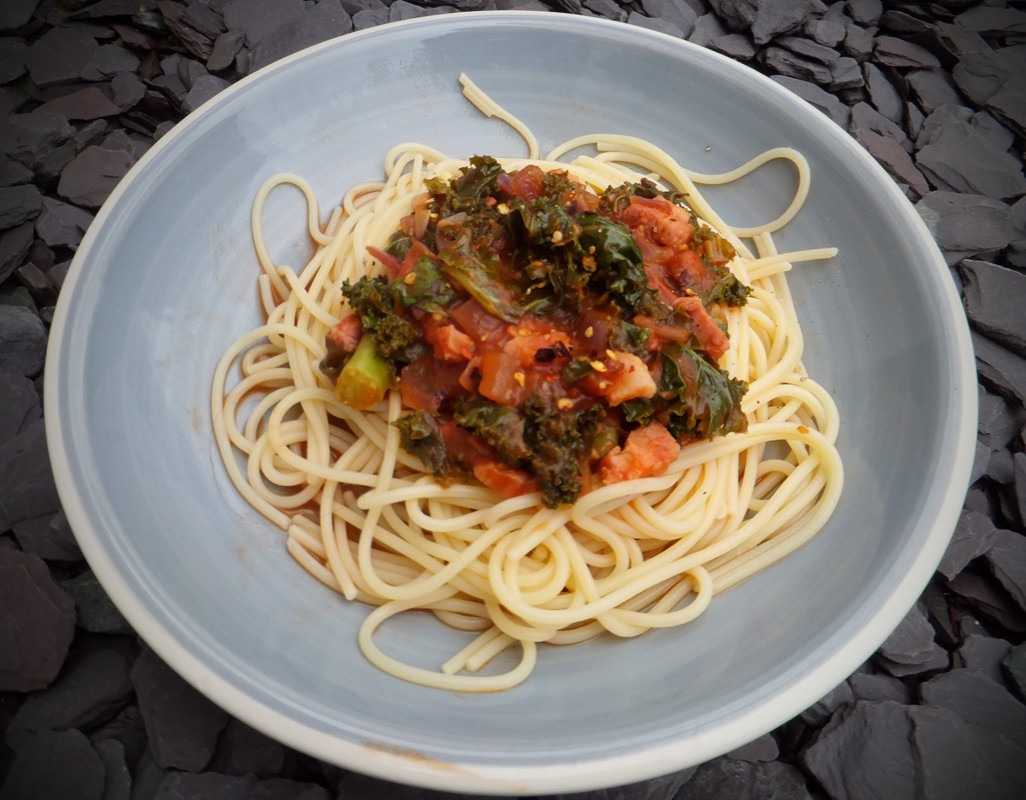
<box><xmin>599</xmin><ymin>422</ymin><xmax>680</xmax><ymax>485</ymax></box>
<box><xmin>674</xmin><ymin>295</ymin><xmax>730</xmax><ymax>361</ymax></box>
<box><xmin>326</xmin><ymin>315</ymin><xmax>361</xmax><ymax>356</ymax></box>
<box><xmin>599</xmin><ymin>352</ymin><xmax>657</xmax><ymax>406</ymax></box>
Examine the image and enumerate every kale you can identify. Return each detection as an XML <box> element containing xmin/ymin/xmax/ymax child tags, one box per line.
<box><xmin>384</xmin><ymin>230</ymin><xmax>412</xmax><ymax>261</ymax></box>
<box><xmin>429</xmin><ymin>156</ymin><xmax>504</xmax><ymax>214</ymax></box>
<box><xmin>340</xmin><ymin>276</ymin><xmax>425</xmax><ymax>365</ymax></box>
<box><xmin>608</xmin><ymin>319</ymin><xmax>651</xmax><ymax>357</ymax></box>
<box><xmin>702</xmin><ymin>266</ymin><xmax>752</xmax><ymax>307</ymax></box>
<box><xmin>394</xmin><ymin>411</ymin><xmax>447</xmax><ymax>473</ymax></box>
<box><xmin>659</xmin><ymin>344</ymin><xmax>747</xmax><ymax>438</ymax></box>
<box><xmin>523</xmin><ymin>400</ymin><xmax>605</xmax><ymax>508</ymax></box>
<box><xmin>389</xmin><ymin>257</ymin><xmax>458</xmax><ymax>314</ymax></box>
<box><xmin>454</xmin><ymin>402</ymin><xmax>531</xmax><ymax>464</ymax></box>
<box><xmin>561</xmin><ymin>357</ymin><xmax>595</xmax><ymax>384</ymax></box>
<box><xmin>576</xmin><ymin>213</ymin><xmax>662</xmax><ymax>316</ymax></box>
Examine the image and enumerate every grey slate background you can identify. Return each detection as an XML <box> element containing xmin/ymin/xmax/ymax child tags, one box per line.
<box><xmin>1</xmin><ymin>0</ymin><xmax>1026</xmax><ymax>798</ymax></box>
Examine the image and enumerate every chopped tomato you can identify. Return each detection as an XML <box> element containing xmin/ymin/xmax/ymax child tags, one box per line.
<box><xmin>399</xmin><ymin>354</ymin><xmax>464</xmax><ymax>413</ymax></box>
<box><xmin>472</xmin><ymin>461</ymin><xmax>538</xmax><ymax>498</ymax></box>
<box><xmin>477</xmin><ymin>348</ymin><xmax>526</xmax><ymax>407</ymax></box>
<box><xmin>450</xmin><ymin>298</ymin><xmax>506</xmax><ymax>344</ymax></box>
<box><xmin>365</xmin><ymin>246</ymin><xmax>402</xmax><ymax>280</ymax></box>
<box><xmin>599</xmin><ymin>422</ymin><xmax>680</xmax><ymax>484</ymax></box>
<box><xmin>675</xmin><ymin>295</ymin><xmax>729</xmax><ymax>361</ymax></box>
<box><xmin>509</xmin><ymin>165</ymin><xmax>545</xmax><ymax>200</ymax></box>
<box><xmin>423</xmin><ymin>322</ymin><xmax>475</xmax><ymax>363</ymax></box>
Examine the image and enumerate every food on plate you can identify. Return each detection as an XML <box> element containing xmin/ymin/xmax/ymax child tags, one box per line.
<box><xmin>211</xmin><ymin>75</ymin><xmax>843</xmax><ymax>691</ymax></box>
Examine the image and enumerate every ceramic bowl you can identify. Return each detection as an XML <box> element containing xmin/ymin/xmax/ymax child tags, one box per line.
<box><xmin>46</xmin><ymin>12</ymin><xmax>976</xmax><ymax>795</ymax></box>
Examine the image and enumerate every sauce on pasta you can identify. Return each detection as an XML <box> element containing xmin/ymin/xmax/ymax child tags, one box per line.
<box><xmin>211</xmin><ymin>75</ymin><xmax>843</xmax><ymax>692</ymax></box>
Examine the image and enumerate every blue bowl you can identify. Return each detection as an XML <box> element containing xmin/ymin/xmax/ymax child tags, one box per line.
<box><xmin>46</xmin><ymin>12</ymin><xmax>975</xmax><ymax>795</ymax></box>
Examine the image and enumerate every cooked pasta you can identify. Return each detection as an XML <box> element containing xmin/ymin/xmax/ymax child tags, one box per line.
<box><xmin>211</xmin><ymin>75</ymin><xmax>843</xmax><ymax>691</ymax></box>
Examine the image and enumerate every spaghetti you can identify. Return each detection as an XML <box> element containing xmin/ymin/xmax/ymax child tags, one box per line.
<box><xmin>211</xmin><ymin>75</ymin><xmax>843</xmax><ymax>692</ymax></box>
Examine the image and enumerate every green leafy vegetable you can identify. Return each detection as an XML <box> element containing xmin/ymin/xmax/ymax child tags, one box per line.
<box><xmin>394</xmin><ymin>411</ymin><xmax>447</xmax><ymax>473</ymax></box>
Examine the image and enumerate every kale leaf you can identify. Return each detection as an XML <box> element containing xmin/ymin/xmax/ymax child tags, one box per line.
<box><xmin>394</xmin><ymin>411</ymin><xmax>447</xmax><ymax>473</ymax></box>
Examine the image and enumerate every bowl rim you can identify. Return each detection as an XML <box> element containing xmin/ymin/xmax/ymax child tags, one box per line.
<box><xmin>44</xmin><ymin>11</ymin><xmax>978</xmax><ymax>795</ymax></box>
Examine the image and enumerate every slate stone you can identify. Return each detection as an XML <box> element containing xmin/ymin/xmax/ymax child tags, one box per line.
<box><xmin>24</xmin><ymin>26</ymin><xmax>99</xmax><ymax>87</ymax></box>
<box><xmin>110</xmin><ymin>71</ymin><xmax>145</xmax><ymax>112</ymax></box>
<box><xmin>725</xmin><ymin>732</ymin><xmax>779</xmax><ymax>762</ymax></box>
<box><xmin>0</xmin><ymin>220</ymin><xmax>32</xmax><ymax>282</ymax></box>
<box><xmin>673</xmin><ymin>757</ymin><xmax>808</xmax><ymax>799</ymax></box>
<box><xmin>957</xmin><ymin>633</ymin><xmax>1013</xmax><ymax>685</ymax></box>
<box><xmin>351</xmin><ymin>6</ymin><xmax>388</xmax><ymax>30</ymax></box>
<box><xmin>851</xmin><ymin>101</ymin><xmax>911</xmax><ymax>150</ymax></box>
<box><xmin>970</xmin><ymin>438</ymin><xmax>990</xmax><ymax>485</ymax></box>
<box><xmin>94</xmin><ymin>738</ymin><xmax>132</xmax><ymax>800</ymax></box>
<box><xmin>831</xmin><ymin>56</ymin><xmax>864</xmax><ymax>89</ymax></box>
<box><xmin>0</xmin><ymin>371</ymin><xmax>39</xmax><ymax>445</ymax></box>
<box><xmin>244</xmin><ymin>1</ymin><xmax>353</xmax><ymax>74</ymax></box>
<box><xmin>906</xmin><ymin>69</ymin><xmax>963</xmax><ymax>115</ymax></box>
<box><xmin>920</xmin><ymin>667</ymin><xmax>1026</xmax><ymax>743</ymax></box>
<box><xmin>761</xmin><ymin>46</ymin><xmax>833</xmax><ymax>84</ymax></box>
<box><xmin>777</xmin><ymin>34</ymin><xmax>838</xmax><ymax>64</ymax></box>
<box><xmin>0</xmin><ymin>548</ymin><xmax>76</xmax><ymax>692</ymax></box>
<box><xmin>111</xmin><ymin>22</ymin><xmax>158</xmax><ymax>50</ymax></box>
<box><xmin>58</xmin><ymin>144</ymin><xmax>134</xmax><ymax>208</ymax></box>
<box><xmin>916</xmin><ymin>191</ymin><xmax>1012</xmax><ymax>265</ymax></box>
<box><xmin>1016</xmin><ymin>453</ymin><xmax>1026</xmax><ymax>526</ymax></box>
<box><xmin>689</xmin><ymin>11</ymin><xmax>729</xmax><ymax>46</ymax></box>
<box><xmin>848</xmin><ymin>669</ymin><xmax>912</xmax><ymax>704</ymax></box>
<box><xmin>880</xmin><ymin>9</ymin><xmax>931</xmax><ymax>35</ymax></box>
<box><xmin>804</xmin><ymin>16</ymin><xmax>846</xmax><ymax>47</ymax></box>
<box><xmin>0</xmin><ymin>304</ymin><xmax>45</xmax><ymax>378</ymax></box>
<box><xmin>0</xmin><ymin>111</ymin><xmax>75</xmax><ymax>180</ymax></box>
<box><xmin>847</xmin><ymin>0</ymin><xmax>882</xmax><ymax>26</ymax></box>
<box><xmin>961</xmin><ymin>260</ymin><xmax>1026</xmax><ymax>355</ymax></box>
<box><xmin>0</xmin><ymin>728</ymin><xmax>105</xmax><ymax>800</ymax></box>
<box><xmin>155</xmin><ymin>772</ymin><xmax>334</xmax><ymax>800</ymax></box>
<box><xmin>222</xmin><ymin>0</ymin><xmax>305</xmax><ymax>46</ymax></box>
<box><xmin>953</xmin><ymin>47</ymin><xmax>1026</xmax><ymax>108</ymax></box>
<box><xmin>875</xmin><ymin>36</ymin><xmax>942</xmax><ymax>69</ymax></box>
<box><xmin>159</xmin><ymin>0</ymin><xmax>214</xmax><ymax>60</ymax></box>
<box><xmin>0</xmin><ymin>36</ymin><xmax>28</xmax><ymax>84</ymax></box>
<box><xmin>771</xmin><ymin>76</ymin><xmax>850</xmax><ymax>128</ymax></box>
<box><xmin>877</xmin><ymin>602</ymin><xmax>947</xmax><ymax>668</ymax></box>
<box><xmin>0</xmin><ymin>183</ymin><xmax>41</xmax><ymax>229</ymax></box>
<box><xmin>938</xmin><ymin>508</ymin><xmax>999</xmax><ymax>580</ymax></box>
<box><xmin>974</xmin><ymin>332</ymin><xmax>1026</xmax><ymax>405</ymax></box>
<box><xmin>956</xmin><ymin>5</ymin><xmax>1026</xmax><ymax>37</ymax></box>
<box><xmin>985</xmin><ymin>446</ymin><xmax>1015</xmax><ymax>484</ymax></box>
<box><xmin>910</xmin><ymin>703</ymin><xmax>1026</xmax><ymax>800</ymax></box>
<box><xmin>986</xmin><ymin>529</ymin><xmax>1026</xmax><ymax>614</ymax></box>
<box><xmin>181</xmin><ymin>74</ymin><xmax>229</xmax><ymax>113</ymax></box>
<box><xmin>6</xmin><ymin>644</ymin><xmax>136</xmax><ymax>751</ymax></box>
<box><xmin>628</xmin><ymin>11</ymin><xmax>684</xmax><ymax>38</ymax></box>
<box><xmin>986</xmin><ymin>68</ymin><xmax>1026</xmax><ymax>140</ymax></box>
<box><xmin>925</xmin><ymin>21</ymin><xmax>990</xmax><ymax>65</ymax></box>
<box><xmin>977</xmin><ymin>387</ymin><xmax>1026</xmax><ymax>450</ymax></box>
<box><xmin>863</xmin><ymin>63</ymin><xmax>903</xmax><ymax>123</ymax></box>
<box><xmin>61</xmin><ymin>570</ymin><xmax>134</xmax><ymax>635</ymax></box>
<box><xmin>131</xmin><ymin>749</ymin><xmax>170</xmax><ymax>799</ymax></box>
<box><xmin>0</xmin><ymin>157</ymin><xmax>32</xmax><ymax>187</ymax></box>
<box><xmin>949</xmin><ymin>567</ymin><xmax>1026</xmax><ymax>633</ymax></box>
<box><xmin>1009</xmin><ymin>196</ymin><xmax>1026</xmax><ymax>270</ymax></box>
<box><xmin>249</xmin><ymin>778</ymin><xmax>335</xmax><ymax>800</ymax></box>
<box><xmin>206</xmin><ymin>28</ymin><xmax>244</xmax><ymax>71</ymax></box>
<box><xmin>801</xmin><ymin>701</ymin><xmax>917</xmax><ymax>800</ymax></box>
<box><xmin>800</xmin><ymin>680</ymin><xmax>854</xmax><ymax>727</ymax></box>
<box><xmin>0</xmin><ymin>0</ymin><xmax>40</xmax><ymax>31</ymax></box>
<box><xmin>915</xmin><ymin>107</ymin><xmax>1026</xmax><ymax>202</ymax></box>
<box><xmin>853</xmin><ymin>129</ymin><xmax>930</xmax><ymax>197</ymax></box>
<box><xmin>177</xmin><ymin>57</ymin><xmax>208</xmax><ymax>91</ymax></box>
<box><xmin>34</xmin><ymin>196</ymin><xmax>95</xmax><ymax>248</ymax></box>
<box><xmin>389</xmin><ymin>1</ymin><xmax>457</xmax><ymax>21</ymax></box>
<box><xmin>709</xmin><ymin>33</ymin><xmax>756</xmax><ymax>60</ymax></box>
<box><xmin>183</xmin><ymin>1</ymin><xmax>226</xmax><ymax>39</ymax></box>
<box><xmin>640</xmin><ymin>0</ymin><xmax>698</xmax><ymax>38</ymax></box>
<box><xmin>11</xmin><ymin>514</ymin><xmax>80</xmax><ymax>563</ymax></box>
<box><xmin>843</xmin><ymin>23</ymin><xmax>876</xmax><ymax>61</ymax></box>
<box><xmin>709</xmin><ymin>0</ymin><xmax>826</xmax><ymax>45</ymax></box>
<box><xmin>89</xmin><ymin>704</ymin><xmax>147</xmax><ymax>771</ymax></box>
<box><xmin>33</xmin><ymin>87</ymin><xmax>122</xmax><ymax>121</ymax></box>
<box><xmin>1005</xmin><ymin>642</ymin><xmax>1026</xmax><ymax>699</ymax></box>
<box><xmin>206</xmin><ymin>717</ymin><xmax>286</xmax><ymax>778</ymax></box>
<box><xmin>130</xmin><ymin>646</ymin><xmax>230</xmax><ymax>771</ymax></box>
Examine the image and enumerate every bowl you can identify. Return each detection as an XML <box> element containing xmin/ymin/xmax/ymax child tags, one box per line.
<box><xmin>45</xmin><ymin>12</ymin><xmax>976</xmax><ymax>795</ymax></box>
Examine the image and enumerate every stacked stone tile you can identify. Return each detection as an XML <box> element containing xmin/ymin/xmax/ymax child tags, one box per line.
<box><xmin>1</xmin><ymin>1</ymin><xmax>1024</xmax><ymax>798</ymax></box>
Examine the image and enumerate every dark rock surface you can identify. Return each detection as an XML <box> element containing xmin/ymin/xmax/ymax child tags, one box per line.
<box><xmin>2</xmin><ymin>2</ymin><xmax>1025</xmax><ymax>799</ymax></box>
